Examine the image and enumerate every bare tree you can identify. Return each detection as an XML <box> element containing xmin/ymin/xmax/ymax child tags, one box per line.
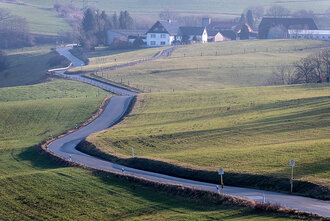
<box><xmin>267</xmin><ymin>64</ymin><xmax>296</xmax><ymax>85</ymax></box>
<box><xmin>293</xmin><ymin>10</ymin><xmax>315</xmax><ymax>19</ymax></box>
<box><xmin>320</xmin><ymin>48</ymin><xmax>330</xmax><ymax>79</ymax></box>
<box><xmin>249</xmin><ymin>5</ymin><xmax>265</xmax><ymax>20</ymax></box>
<box><xmin>294</xmin><ymin>57</ymin><xmax>318</xmax><ymax>83</ymax></box>
<box><xmin>310</xmin><ymin>52</ymin><xmax>324</xmax><ymax>80</ymax></box>
<box><xmin>159</xmin><ymin>9</ymin><xmax>178</xmax><ymax>20</ymax></box>
<box><xmin>267</xmin><ymin>5</ymin><xmax>290</xmax><ymax>18</ymax></box>
<box><xmin>0</xmin><ymin>9</ymin><xmax>33</xmax><ymax>49</ymax></box>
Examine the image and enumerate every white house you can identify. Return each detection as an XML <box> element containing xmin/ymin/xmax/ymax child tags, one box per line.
<box><xmin>288</xmin><ymin>29</ymin><xmax>330</xmax><ymax>41</ymax></box>
<box><xmin>179</xmin><ymin>26</ymin><xmax>208</xmax><ymax>43</ymax></box>
<box><xmin>146</xmin><ymin>20</ymin><xmax>181</xmax><ymax>47</ymax></box>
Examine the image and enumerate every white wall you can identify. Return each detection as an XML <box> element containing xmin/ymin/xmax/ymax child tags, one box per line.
<box><xmin>147</xmin><ymin>33</ymin><xmax>172</xmax><ymax>47</ymax></box>
<box><xmin>289</xmin><ymin>33</ymin><xmax>330</xmax><ymax>41</ymax></box>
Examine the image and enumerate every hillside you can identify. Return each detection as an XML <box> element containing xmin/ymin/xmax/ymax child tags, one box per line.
<box><xmin>89</xmin><ymin>40</ymin><xmax>330</xmax><ymax>92</ymax></box>
<box><xmin>0</xmin><ymin>2</ymin><xmax>70</xmax><ymax>36</ymax></box>
<box><xmin>85</xmin><ymin>84</ymin><xmax>330</xmax><ymax>198</ymax></box>
<box><xmin>0</xmin><ymin>46</ymin><xmax>58</xmax><ymax>88</ymax></box>
<box><xmin>0</xmin><ymin>80</ymin><xmax>303</xmax><ymax>220</ymax></box>
<box><xmin>23</xmin><ymin>0</ymin><xmax>330</xmax><ymax>18</ymax></box>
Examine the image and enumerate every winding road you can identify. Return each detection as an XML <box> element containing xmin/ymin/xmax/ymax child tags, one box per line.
<box><xmin>49</xmin><ymin>47</ymin><xmax>330</xmax><ymax>217</ymax></box>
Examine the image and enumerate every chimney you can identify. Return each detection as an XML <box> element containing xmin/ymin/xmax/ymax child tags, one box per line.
<box><xmin>202</xmin><ymin>17</ymin><xmax>211</xmax><ymax>27</ymax></box>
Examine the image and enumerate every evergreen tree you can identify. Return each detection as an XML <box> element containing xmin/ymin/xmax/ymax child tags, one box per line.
<box><xmin>246</xmin><ymin>10</ymin><xmax>254</xmax><ymax>28</ymax></box>
<box><xmin>239</xmin><ymin>24</ymin><xmax>249</xmax><ymax>40</ymax></box>
<box><xmin>112</xmin><ymin>12</ymin><xmax>118</xmax><ymax>29</ymax></box>
<box><xmin>119</xmin><ymin>11</ymin><xmax>133</xmax><ymax>29</ymax></box>
<box><xmin>82</xmin><ymin>8</ymin><xmax>96</xmax><ymax>33</ymax></box>
<box><xmin>239</xmin><ymin>13</ymin><xmax>246</xmax><ymax>24</ymax></box>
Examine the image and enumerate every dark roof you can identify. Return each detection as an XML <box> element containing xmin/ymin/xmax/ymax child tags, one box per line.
<box><xmin>147</xmin><ymin>20</ymin><xmax>180</xmax><ymax>35</ymax></box>
<box><xmin>108</xmin><ymin>29</ymin><xmax>147</xmax><ymax>36</ymax></box>
<box><xmin>159</xmin><ymin>20</ymin><xmax>180</xmax><ymax>35</ymax></box>
<box><xmin>207</xmin><ymin>31</ymin><xmax>221</xmax><ymax>37</ymax></box>
<box><xmin>219</xmin><ymin>30</ymin><xmax>237</xmax><ymax>40</ymax></box>
<box><xmin>207</xmin><ymin>21</ymin><xmax>239</xmax><ymax>31</ymax></box>
<box><xmin>258</xmin><ymin>17</ymin><xmax>318</xmax><ymax>39</ymax></box>
<box><xmin>179</xmin><ymin>27</ymin><xmax>205</xmax><ymax>36</ymax></box>
<box><xmin>207</xmin><ymin>21</ymin><xmax>257</xmax><ymax>34</ymax></box>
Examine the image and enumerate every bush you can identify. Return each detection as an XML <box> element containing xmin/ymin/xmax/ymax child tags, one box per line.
<box><xmin>48</xmin><ymin>54</ymin><xmax>70</xmax><ymax>68</ymax></box>
<box><xmin>110</xmin><ymin>37</ymin><xmax>132</xmax><ymax>50</ymax></box>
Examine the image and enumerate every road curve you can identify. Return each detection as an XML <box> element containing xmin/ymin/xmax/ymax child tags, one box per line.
<box><xmin>48</xmin><ymin>47</ymin><xmax>330</xmax><ymax>217</ymax></box>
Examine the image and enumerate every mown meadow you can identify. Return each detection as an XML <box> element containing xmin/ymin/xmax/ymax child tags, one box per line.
<box><xmin>0</xmin><ymin>2</ymin><xmax>70</xmax><ymax>36</ymax></box>
<box><xmin>87</xmin><ymin>84</ymin><xmax>330</xmax><ymax>197</ymax></box>
<box><xmin>69</xmin><ymin>46</ymin><xmax>166</xmax><ymax>73</ymax></box>
<box><xmin>90</xmin><ymin>40</ymin><xmax>330</xmax><ymax>92</ymax></box>
<box><xmin>0</xmin><ymin>80</ymin><xmax>306</xmax><ymax>220</ymax></box>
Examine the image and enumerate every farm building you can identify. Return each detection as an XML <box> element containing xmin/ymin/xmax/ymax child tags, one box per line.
<box><xmin>203</xmin><ymin>18</ymin><xmax>258</xmax><ymax>40</ymax></box>
<box><xmin>178</xmin><ymin>26</ymin><xmax>208</xmax><ymax>43</ymax></box>
<box><xmin>288</xmin><ymin>30</ymin><xmax>330</xmax><ymax>41</ymax></box>
<box><xmin>207</xmin><ymin>31</ymin><xmax>229</xmax><ymax>42</ymax></box>
<box><xmin>107</xmin><ymin>29</ymin><xmax>147</xmax><ymax>45</ymax></box>
<box><xmin>258</xmin><ymin>18</ymin><xmax>318</xmax><ymax>39</ymax></box>
<box><xmin>146</xmin><ymin>20</ymin><xmax>181</xmax><ymax>47</ymax></box>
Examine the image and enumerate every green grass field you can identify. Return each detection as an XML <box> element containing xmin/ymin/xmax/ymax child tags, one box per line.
<box><xmin>0</xmin><ymin>46</ymin><xmax>57</xmax><ymax>88</ymax></box>
<box><xmin>23</xmin><ymin>0</ymin><xmax>330</xmax><ymax>18</ymax></box>
<box><xmin>88</xmin><ymin>84</ymin><xmax>330</xmax><ymax>190</ymax></box>
<box><xmin>69</xmin><ymin>47</ymin><xmax>166</xmax><ymax>73</ymax></box>
<box><xmin>92</xmin><ymin>40</ymin><xmax>330</xmax><ymax>92</ymax></box>
<box><xmin>0</xmin><ymin>2</ymin><xmax>70</xmax><ymax>36</ymax></box>
<box><xmin>0</xmin><ymin>80</ymin><xmax>302</xmax><ymax>220</ymax></box>
<box><xmin>0</xmin><ymin>80</ymin><xmax>108</xmax><ymax>150</ymax></box>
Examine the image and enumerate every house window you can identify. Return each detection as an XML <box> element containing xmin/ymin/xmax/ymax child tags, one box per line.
<box><xmin>151</xmin><ymin>41</ymin><xmax>156</xmax><ymax>45</ymax></box>
<box><xmin>151</xmin><ymin>34</ymin><xmax>156</xmax><ymax>38</ymax></box>
<box><xmin>160</xmin><ymin>41</ymin><xmax>166</xmax><ymax>45</ymax></box>
<box><xmin>161</xmin><ymin>34</ymin><xmax>166</xmax><ymax>38</ymax></box>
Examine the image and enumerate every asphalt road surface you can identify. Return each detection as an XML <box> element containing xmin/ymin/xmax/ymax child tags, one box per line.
<box><xmin>48</xmin><ymin>47</ymin><xmax>330</xmax><ymax>217</ymax></box>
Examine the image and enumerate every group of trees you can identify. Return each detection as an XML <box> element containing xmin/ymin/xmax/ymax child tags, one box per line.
<box><xmin>268</xmin><ymin>48</ymin><xmax>330</xmax><ymax>85</ymax></box>
<box><xmin>0</xmin><ymin>8</ymin><xmax>33</xmax><ymax>49</ymax></box>
<box><xmin>78</xmin><ymin>8</ymin><xmax>133</xmax><ymax>50</ymax></box>
<box><xmin>238</xmin><ymin>9</ymin><xmax>255</xmax><ymax>28</ymax></box>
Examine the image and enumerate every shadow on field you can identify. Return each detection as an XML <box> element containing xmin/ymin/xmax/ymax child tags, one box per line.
<box><xmin>93</xmin><ymin>170</ymin><xmax>268</xmax><ymax>220</ymax></box>
<box><xmin>17</xmin><ymin>146</ymin><xmax>64</xmax><ymax>170</ymax></box>
<box><xmin>78</xmin><ymin>140</ymin><xmax>330</xmax><ymax>200</ymax></box>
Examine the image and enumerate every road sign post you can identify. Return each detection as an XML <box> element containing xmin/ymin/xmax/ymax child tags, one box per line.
<box><xmin>289</xmin><ymin>160</ymin><xmax>295</xmax><ymax>193</ymax></box>
<box><xmin>218</xmin><ymin>168</ymin><xmax>224</xmax><ymax>193</ymax></box>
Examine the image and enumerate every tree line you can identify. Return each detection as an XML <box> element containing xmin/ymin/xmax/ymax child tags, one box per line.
<box><xmin>0</xmin><ymin>8</ymin><xmax>33</xmax><ymax>49</ymax></box>
<box><xmin>268</xmin><ymin>48</ymin><xmax>330</xmax><ymax>85</ymax></box>
<box><xmin>73</xmin><ymin>8</ymin><xmax>134</xmax><ymax>50</ymax></box>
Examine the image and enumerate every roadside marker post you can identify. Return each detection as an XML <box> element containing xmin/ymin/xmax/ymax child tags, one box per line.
<box><xmin>132</xmin><ymin>148</ymin><xmax>134</xmax><ymax>158</ymax></box>
<box><xmin>289</xmin><ymin>160</ymin><xmax>295</xmax><ymax>193</ymax></box>
<box><xmin>218</xmin><ymin>168</ymin><xmax>224</xmax><ymax>193</ymax></box>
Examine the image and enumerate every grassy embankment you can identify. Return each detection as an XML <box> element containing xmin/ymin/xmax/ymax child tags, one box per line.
<box><xmin>0</xmin><ymin>46</ymin><xmax>58</xmax><ymax>87</ymax></box>
<box><xmin>0</xmin><ymin>81</ymin><xmax>309</xmax><ymax>220</ymax></box>
<box><xmin>0</xmin><ymin>2</ymin><xmax>70</xmax><ymax>36</ymax></box>
<box><xmin>89</xmin><ymin>40</ymin><xmax>330</xmax><ymax>92</ymax></box>
<box><xmin>82</xmin><ymin>84</ymin><xmax>330</xmax><ymax>199</ymax></box>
